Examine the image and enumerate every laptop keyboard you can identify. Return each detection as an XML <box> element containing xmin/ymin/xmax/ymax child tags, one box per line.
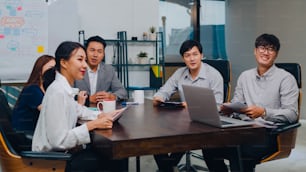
<box><xmin>221</xmin><ymin>120</ymin><xmax>233</xmax><ymax>125</ymax></box>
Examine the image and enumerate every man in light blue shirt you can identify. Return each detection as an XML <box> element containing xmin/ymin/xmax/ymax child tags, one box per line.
<box><xmin>153</xmin><ymin>40</ymin><xmax>224</xmax><ymax>172</ymax></box>
<box><xmin>153</xmin><ymin>40</ymin><xmax>223</xmax><ymax>107</ymax></box>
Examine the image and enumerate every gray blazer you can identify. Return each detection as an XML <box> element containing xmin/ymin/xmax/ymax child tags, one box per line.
<box><xmin>74</xmin><ymin>62</ymin><xmax>128</xmax><ymax>100</ymax></box>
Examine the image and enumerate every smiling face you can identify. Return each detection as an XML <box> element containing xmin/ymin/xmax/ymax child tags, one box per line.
<box><xmin>254</xmin><ymin>45</ymin><xmax>278</xmax><ymax>69</ymax></box>
<box><xmin>60</xmin><ymin>48</ymin><xmax>88</xmax><ymax>85</ymax></box>
<box><xmin>86</xmin><ymin>41</ymin><xmax>105</xmax><ymax>71</ymax></box>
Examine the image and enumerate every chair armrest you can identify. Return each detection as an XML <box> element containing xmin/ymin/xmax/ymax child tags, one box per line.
<box><xmin>20</xmin><ymin>151</ymin><xmax>72</xmax><ymax>160</ymax></box>
<box><xmin>270</xmin><ymin>122</ymin><xmax>301</xmax><ymax>134</ymax></box>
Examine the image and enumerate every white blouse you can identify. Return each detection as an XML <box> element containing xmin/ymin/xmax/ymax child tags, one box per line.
<box><xmin>32</xmin><ymin>72</ymin><xmax>98</xmax><ymax>152</ymax></box>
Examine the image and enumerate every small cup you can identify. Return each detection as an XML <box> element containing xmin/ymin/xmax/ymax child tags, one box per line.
<box><xmin>133</xmin><ymin>90</ymin><xmax>144</xmax><ymax>104</ymax></box>
<box><xmin>97</xmin><ymin>100</ymin><xmax>116</xmax><ymax>113</ymax></box>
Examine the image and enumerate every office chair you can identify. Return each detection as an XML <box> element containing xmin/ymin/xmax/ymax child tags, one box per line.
<box><xmin>178</xmin><ymin>59</ymin><xmax>231</xmax><ymax>172</ymax></box>
<box><xmin>0</xmin><ymin>89</ymin><xmax>71</xmax><ymax>172</ymax></box>
<box><xmin>259</xmin><ymin>63</ymin><xmax>302</xmax><ymax>163</ymax></box>
<box><xmin>202</xmin><ymin>59</ymin><xmax>231</xmax><ymax>102</ymax></box>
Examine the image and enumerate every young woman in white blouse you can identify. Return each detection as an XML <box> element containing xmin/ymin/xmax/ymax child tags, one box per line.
<box><xmin>32</xmin><ymin>41</ymin><xmax>128</xmax><ymax>172</ymax></box>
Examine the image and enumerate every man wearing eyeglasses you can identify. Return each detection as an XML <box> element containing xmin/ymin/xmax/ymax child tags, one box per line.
<box><xmin>202</xmin><ymin>33</ymin><xmax>299</xmax><ymax>172</ymax></box>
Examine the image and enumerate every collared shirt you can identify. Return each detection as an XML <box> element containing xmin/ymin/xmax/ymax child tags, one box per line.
<box><xmin>232</xmin><ymin>65</ymin><xmax>299</xmax><ymax>123</ymax></box>
<box><xmin>74</xmin><ymin>62</ymin><xmax>128</xmax><ymax>100</ymax></box>
<box><xmin>154</xmin><ymin>62</ymin><xmax>224</xmax><ymax>105</ymax></box>
<box><xmin>32</xmin><ymin>72</ymin><xmax>98</xmax><ymax>152</ymax></box>
<box><xmin>87</xmin><ymin>64</ymin><xmax>99</xmax><ymax>95</ymax></box>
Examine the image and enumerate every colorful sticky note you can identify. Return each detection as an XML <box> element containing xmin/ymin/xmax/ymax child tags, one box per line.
<box><xmin>37</xmin><ymin>45</ymin><xmax>44</xmax><ymax>53</ymax></box>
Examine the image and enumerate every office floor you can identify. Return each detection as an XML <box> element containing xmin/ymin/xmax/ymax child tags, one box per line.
<box><xmin>129</xmin><ymin>119</ymin><xmax>306</xmax><ymax>172</ymax></box>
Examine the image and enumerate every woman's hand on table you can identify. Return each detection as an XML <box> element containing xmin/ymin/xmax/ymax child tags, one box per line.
<box><xmin>86</xmin><ymin>115</ymin><xmax>113</xmax><ymax>131</ymax></box>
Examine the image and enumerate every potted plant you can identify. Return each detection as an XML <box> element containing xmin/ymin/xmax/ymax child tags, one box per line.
<box><xmin>137</xmin><ymin>51</ymin><xmax>148</xmax><ymax>64</ymax></box>
<box><xmin>149</xmin><ymin>26</ymin><xmax>156</xmax><ymax>40</ymax></box>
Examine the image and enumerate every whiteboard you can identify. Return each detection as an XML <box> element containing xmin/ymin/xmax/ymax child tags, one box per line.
<box><xmin>0</xmin><ymin>0</ymin><xmax>48</xmax><ymax>81</ymax></box>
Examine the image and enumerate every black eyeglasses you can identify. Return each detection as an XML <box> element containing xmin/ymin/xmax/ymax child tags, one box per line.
<box><xmin>257</xmin><ymin>46</ymin><xmax>276</xmax><ymax>54</ymax></box>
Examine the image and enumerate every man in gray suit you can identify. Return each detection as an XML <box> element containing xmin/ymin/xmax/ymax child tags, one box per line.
<box><xmin>75</xmin><ymin>36</ymin><xmax>127</xmax><ymax>105</ymax></box>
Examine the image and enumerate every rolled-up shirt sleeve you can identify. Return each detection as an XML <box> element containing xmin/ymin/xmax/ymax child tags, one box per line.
<box><xmin>154</xmin><ymin>70</ymin><xmax>180</xmax><ymax>101</ymax></box>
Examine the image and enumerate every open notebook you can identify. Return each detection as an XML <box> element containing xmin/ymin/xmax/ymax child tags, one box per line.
<box><xmin>182</xmin><ymin>85</ymin><xmax>254</xmax><ymax>128</ymax></box>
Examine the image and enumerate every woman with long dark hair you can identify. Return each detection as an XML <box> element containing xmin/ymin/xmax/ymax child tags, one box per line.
<box><xmin>12</xmin><ymin>55</ymin><xmax>55</xmax><ymax>135</ymax></box>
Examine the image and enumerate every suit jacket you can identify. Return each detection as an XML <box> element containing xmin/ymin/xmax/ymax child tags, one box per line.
<box><xmin>74</xmin><ymin>62</ymin><xmax>128</xmax><ymax>102</ymax></box>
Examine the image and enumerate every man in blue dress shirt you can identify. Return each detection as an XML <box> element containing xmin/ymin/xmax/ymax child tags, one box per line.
<box><xmin>153</xmin><ymin>40</ymin><xmax>224</xmax><ymax>172</ymax></box>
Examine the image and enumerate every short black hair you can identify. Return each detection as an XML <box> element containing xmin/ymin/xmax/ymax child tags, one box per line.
<box><xmin>179</xmin><ymin>40</ymin><xmax>203</xmax><ymax>56</ymax></box>
<box><xmin>255</xmin><ymin>33</ymin><xmax>280</xmax><ymax>51</ymax></box>
<box><xmin>85</xmin><ymin>35</ymin><xmax>107</xmax><ymax>48</ymax></box>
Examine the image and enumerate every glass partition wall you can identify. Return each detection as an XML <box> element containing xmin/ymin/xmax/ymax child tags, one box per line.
<box><xmin>159</xmin><ymin>0</ymin><xmax>226</xmax><ymax>61</ymax></box>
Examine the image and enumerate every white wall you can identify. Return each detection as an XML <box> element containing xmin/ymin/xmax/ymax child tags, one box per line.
<box><xmin>226</xmin><ymin>0</ymin><xmax>306</xmax><ymax>118</ymax></box>
<box><xmin>77</xmin><ymin>0</ymin><xmax>159</xmax><ymax>40</ymax></box>
<box><xmin>48</xmin><ymin>0</ymin><xmax>159</xmax><ymax>91</ymax></box>
<box><xmin>48</xmin><ymin>0</ymin><xmax>80</xmax><ymax>55</ymax></box>
<box><xmin>48</xmin><ymin>0</ymin><xmax>159</xmax><ymax>54</ymax></box>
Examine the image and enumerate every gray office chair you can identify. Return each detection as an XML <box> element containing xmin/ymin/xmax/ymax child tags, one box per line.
<box><xmin>178</xmin><ymin>59</ymin><xmax>231</xmax><ymax>172</ymax></box>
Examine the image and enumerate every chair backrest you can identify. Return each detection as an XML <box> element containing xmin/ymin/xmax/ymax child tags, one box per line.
<box><xmin>0</xmin><ymin>89</ymin><xmax>68</xmax><ymax>172</ymax></box>
<box><xmin>0</xmin><ymin>124</ymin><xmax>67</xmax><ymax>172</ymax></box>
<box><xmin>275</xmin><ymin>63</ymin><xmax>302</xmax><ymax>115</ymax></box>
<box><xmin>275</xmin><ymin>63</ymin><xmax>302</xmax><ymax>88</ymax></box>
<box><xmin>0</xmin><ymin>86</ymin><xmax>22</xmax><ymax>108</ymax></box>
<box><xmin>260</xmin><ymin>63</ymin><xmax>302</xmax><ymax>163</ymax></box>
<box><xmin>203</xmin><ymin>59</ymin><xmax>231</xmax><ymax>102</ymax></box>
<box><xmin>0</xmin><ymin>89</ymin><xmax>29</xmax><ymax>171</ymax></box>
<box><xmin>0</xmin><ymin>89</ymin><xmax>31</xmax><ymax>154</ymax></box>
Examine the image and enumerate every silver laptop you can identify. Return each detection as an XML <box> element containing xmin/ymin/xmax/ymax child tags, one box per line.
<box><xmin>182</xmin><ymin>85</ymin><xmax>253</xmax><ymax>128</ymax></box>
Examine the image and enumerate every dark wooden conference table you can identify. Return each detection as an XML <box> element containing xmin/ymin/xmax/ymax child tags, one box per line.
<box><xmin>90</xmin><ymin>99</ymin><xmax>266</xmax><ymax>171</ymax></box>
